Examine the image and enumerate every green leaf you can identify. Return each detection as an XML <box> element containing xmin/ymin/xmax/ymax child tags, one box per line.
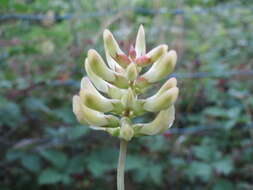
<box><xmin>86</xmin><ymin>148</ymin><xmax>117</xmax><ymax>177</ymax></box>
<box><xmin>38</xmin><ymin>168</ymin><xmax>62</xmax><ymax>185</ymax></box>
<box><xmin>213</xmin><ymin>157</ymin><xmax>234</xmax><ymax>175</ymax></box>
<box><xmin>0</xmin><ymin>97</ymin><xmax>22</xmax><ymax>127</ymax></box>
<box><xmin>125</xmin><ymin>155</ymin><xmax>148</xmax><ymax>171</ymax></box>
<box><xmin>187</xmin><ymin>161</ymin><xmax>213</xmax><ymax>181</ymax></box>
<box><xmin>40</xmin><ymin>149</ymin><xmax>67</xmax><ymax>169</ymax></box>
<box><xmin>67</xmin><ymin>125</ymin><xmax>88</xmax><ymax>139</ymax></box>
<box><xmin>21</xmin><ymin>154</ymin><xmax>42</xmax><ymax>172</ymax></box>
<box><xmin>5</xmin><ymin>150</ymin><xmax>24</xmax><ymax>161</ymax></box>
<box><xmin>193</xmin><ymin>145</ymin><xmax>213</xmax><ymax>161</ymax></box>
<box><xmin>213</xmin><ymin>179</ymin><xmax>234</xmax><ymax>190</ymax></box>
<box><xmin>149</xmin><ymin>165</ymin><xmax>163</xmax><ymax>185</ymax></box>
<box><xmin>24</xmin><ymin>97</ymin><xmax>50</xmax><ymax>113</ymax></box>
<box><xmin>66</xmin><ymin>154</ymin><xmax>86</xmax><ymax>174</ymax></box>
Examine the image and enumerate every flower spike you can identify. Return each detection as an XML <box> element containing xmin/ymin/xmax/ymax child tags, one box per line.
<box><xmin>73</xmin><ymin>25</ymin><xmax>179</xmax><ymax>139</ymax></box>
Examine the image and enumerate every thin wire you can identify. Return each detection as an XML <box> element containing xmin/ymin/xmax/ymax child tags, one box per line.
<box><xmin>0</xmin><ymin>7</ymin><xmax>185</xmax><ymax>21</ymax></box>
<box><xmin>171</xmin><ymin>70</ymin><xmax>253</xmax><ymax>79</ymax></box>
<box><xmin>1</xmin><ymin>5</ymin><xmax>252</xmax><ymax>22</ymax></box>
<box><xmin>165</xmin><ymin>123</ymin><xmax>253</xmax><ymax>135</ymax></box>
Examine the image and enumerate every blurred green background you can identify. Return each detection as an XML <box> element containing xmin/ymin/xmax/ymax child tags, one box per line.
<box><xmin>0</xmin><ymin>0</ymin><xmax>253</xmax><ymax>189</ymax></box>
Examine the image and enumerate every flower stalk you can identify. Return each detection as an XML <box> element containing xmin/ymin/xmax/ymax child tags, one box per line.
<box><xmin>117</xmin><ymin>140</ymin><xmax>128</xmax><ymax>190</ymax></box>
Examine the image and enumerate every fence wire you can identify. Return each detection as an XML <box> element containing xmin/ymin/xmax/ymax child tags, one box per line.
<box><xmin>0</xmin><ymin>7</ymin><xmax>184</xmax><ymax>22</ymax></box>
<box><xmin>1</xmin><ymin>5</ymin><xmax>252</xmax><ymax>22</ymax></box>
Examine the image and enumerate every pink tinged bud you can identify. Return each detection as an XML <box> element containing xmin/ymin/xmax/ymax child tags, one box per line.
<box><xmin>87</xmin><ymin>50</ymin><xmax>128</xmax><ymax>89</ymax></box>
<box><xmin>135</xmin><ymin>76</ymin><xmax>150</xmax><ymax>90</ymax></box>
<box><xmin>116</xmin><ymin>53</ymin><xmax>131</xmax><ymax>68</ymax></box>
<box><xmin>103</xmin><ymin>29</ymin><xmax>130</xmax><ymax>68</ymax></box>
<box><xmin>129</xmin><ymin>45</ymin><xmax>136</xmax><ymax>60</ymax></box>
<box><xmin>72</xmin><ymin>95</ymin><xmax>119</xmax><ymax>127</ymax></box>
<box><xmin>143</xmin><ymin>87</ymin><xmax>179</xmax><ymax>112</ymax></box>
<box><xmin>147</xmin><ymin>44</ymin><xmax>168</xmax><ymax>62</ymax></box>
<box><xmin>135</xmin><ymin>55</ymin><xmax>151</xmax><ymax>66</ymax></box>
<box><xmin>105</xmin><ymin>50</ymin><xmax>124</xmax><ymax>73</ymax></box>
<box><xmin>140</xmin><ymin>50</ymin><xmax>177</xmax><ymax>83</ymax></box>
<box><xmin>119</xmin><ymin>118</ymin><xmax>134</xmax><ymax>141</ymax></box>
<box><xmin>137</xmin><ymin>106</ymin><xmax>175</xmax><ymax>135</ymax></box>
<box><xmin>136</xmin><ymin>45</ymin><xmax>168</xmax><ymax>67</ymax></box>
<box><xmin>135</xmin><ymin>25</ymin><xmax>146</xmax><ymax>57</ymax></box>
<box><xmin>126</xmin><ymin>63</ymin><xmax>138</xmax><ymax>82</ymax></box>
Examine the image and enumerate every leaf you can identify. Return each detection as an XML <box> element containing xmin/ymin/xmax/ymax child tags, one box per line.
<box><xmin>149</xmin><ymin>165</ymin><xmax>163</xmax><ymax>185</ymax></box>
<box><xmin>204</xmin><ymin>107</ymin><xmax>227</xmax><ymax>118</ymax></box>
<box><xmin>193</xmin><ymin>145</ymin><xmax>213</xmax><ymax>161</ymax></box>
<box><xmin>125</xmin><ymin>155</ymin><xmax>148</xmax><ymax>171</ymax></box>
<box><xmin>213</xmin><ymin>179</ymin><xmax>234</xmax><ymax>190</ymax></box>
<box><xmin>21</xmin><ymin>154</ymin><xmax>42</xmax><ymax>172</ymax></box>
<box><xmin>66</xmin><ymin>154</ymin><xmax>86</xmax><ymax>174</ymax></box>
<box><xmin>187</xmin><ymin>161</ymin><xmax>213</xmax><ymax>181</ymax></box>
<box><xmin>213</xmin><ymin>157</ymin><xmax>234</xmax><ymax>175</ymax></box>
<box><xmin>54</xmin><ymin>108</ymin><xmax>77</xmax><ymax>123</ymax></box>
<box><xmin>67</xmin><ymin>125</ymin><xmax>88</xmax><ymax>139</ymax></box>
<box><xmin>86</xmin><ymin>148</ymin><xmax>117</xmax><ymax>177</ymax></box>
<box><xmin>38</xmin><ymin>168</ymin><xmax>62</xmax><ymax>185</ymax></box>
<box><xmin>24</xmin><ymin>97</ymin><xmax>50</xmax><ymax>113</ymax></box>
<box><xmin>40</xmin><ymin>149</ymin><xmax>67</xmax><ymax>169</ymax></box>
<box><xmin>0</xmin><ymin>97</ymin><xmax>22</xmax><ymax>127</ymax></box>
<box><xmin>5</xmin><ymin>150</ymin><xmax>24</xmax><ymax>161</ymax></box>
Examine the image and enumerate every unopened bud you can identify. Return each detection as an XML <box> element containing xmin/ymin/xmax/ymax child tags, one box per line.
<box><xmin>103</xmin><ymin>29</ymin><xmax>130</xmax><ymax>68</ymax></box>
<box><xmin>87</xmin><ymin>50</ymin><xmax>128</xmax><ymax>89</ymax></box>
<box><xmin>72</xmin><ymin>95</ymin><xmax>88</xmax><ymax>125</ymax></box>
<box><xmin>119</xmin><ymin>118</ymin><xmax>134</xmax><ymax>141</ymax></box>
<box><xmin>140</xmin><ymin>50</ymin><xmax>177</xmax><ymax>83</ymax></box>
<box><xmin>116</xmin><ymin>53</ymin><xmax>131</xmax><ymax>67</ymax></box>
<box><xmin>136</xmin><ymin>45</ymin><xmax>167</xmax><ymax>67</ymax></box>
<box><xmin>137</xmin><ymin>106</ymin><xmax>175</xmax><ymax>135</ymax></box>
<box><xmin>135</xmin><ymin>25</ymin><xmax>146</xmax><ymax>57</ymax></box>
<box><xmin>121</xmin><ymin>88</ymin><xmax>135</xmax><ymax>109</ymax></box>
<box><xmin>126</xmin><ymin>63</ymin><xmax>138</xmax><ymax>82</ymax></box>
<box><xmin>85</xmin><ymin>59</ymin><xmax>126</xmax><ymax>99</ymax></box>
<box><xmin>87</xmin><ymin>49</ymin><xmax>115</xmax><ymax>81</ymax></box>
<box><xmin>143</xmin><ymin>87</ymin><xmax>179</xmax><ymax>112</ymax></box>
<box><xmin>129</xmin><ymin>45</ymin><xmax>136</xmax><ymax>60</ymax></box>
<box><xmin>146</xmin><ymin>77</ymin><xmax>177</xmax><ymax>101</ymax></box>
<box><xmin>73</xmin><ymin>95</ymin><xmax>119</xmax><ymax>127</ymax></box>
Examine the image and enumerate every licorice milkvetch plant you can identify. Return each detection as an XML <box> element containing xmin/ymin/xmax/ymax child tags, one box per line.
<box><xmin>72</xmin><ymin>25</ymin><xmax>178</xmax><ymax>190</ymax></box>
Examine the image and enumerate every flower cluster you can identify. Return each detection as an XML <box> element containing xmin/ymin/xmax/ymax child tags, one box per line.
<box><xmin>73</xmin><ymin>25</ymin><xmax>179</xmax><ymax>141</ymax></box>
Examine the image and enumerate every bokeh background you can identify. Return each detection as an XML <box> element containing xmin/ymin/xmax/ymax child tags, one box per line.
<box><xmin>0</xmin><ymin>0</ymin><xmax>253</xmax><ymax>189</ymax></box>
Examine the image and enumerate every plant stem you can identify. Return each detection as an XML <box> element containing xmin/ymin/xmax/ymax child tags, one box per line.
<box><xmin>117</xmin><ymin>139</ymin><xmax>128</xmax><ymax>190</ymax></box>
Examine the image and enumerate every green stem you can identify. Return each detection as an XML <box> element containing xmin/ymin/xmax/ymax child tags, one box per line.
<box><xmin>117</xmin><ymin>139</ymin><xmax>128</xmax><ymax>190</ymax></box>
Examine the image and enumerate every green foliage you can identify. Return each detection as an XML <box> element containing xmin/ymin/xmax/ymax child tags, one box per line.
<box><xmin>1</xmin><ymin>0</ymin><xmax>253</xmax><ymax>189</ymax></box>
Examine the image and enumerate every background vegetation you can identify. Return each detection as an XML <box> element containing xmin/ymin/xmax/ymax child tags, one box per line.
<box><xmin>0</xmin><ymin>0</ymin><xmax>253</xmax><ymax>189</ymax></box>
